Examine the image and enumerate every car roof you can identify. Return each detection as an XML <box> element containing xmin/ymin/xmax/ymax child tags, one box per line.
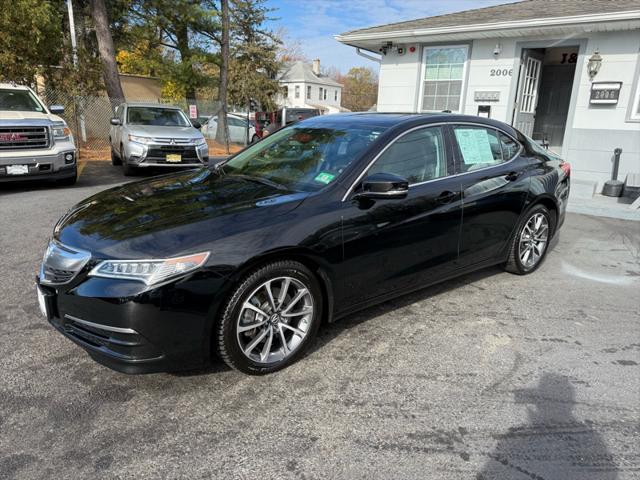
<box><xmin>0</xmin><ymin>83</ymin><xmax>31</xmax><ymax>91</ymax></box>
<box><xmin>123</xmin><ymin>102</ymin><xmax>182</xmax><ymax>109</ymax></box>
<box><xmin>298</xmin><ymin>112</ymin><xmax>517</xmax><ymax>135</ymax></box>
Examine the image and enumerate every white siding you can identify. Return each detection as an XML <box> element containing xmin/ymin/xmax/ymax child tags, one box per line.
<box><xmin>377</xmin><ymin>47</ymin><xmax>421</xmax><ymax>112</ymax></box>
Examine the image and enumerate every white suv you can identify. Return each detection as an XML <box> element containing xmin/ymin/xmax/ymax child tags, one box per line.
<box><xmin>0</xmin><ymin>84</ymin><xmax>77</xmax><ymax>185</ymax></box>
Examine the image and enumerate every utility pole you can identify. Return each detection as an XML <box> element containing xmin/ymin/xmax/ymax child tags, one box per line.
<box><xmin>66</xmin><ymin>0</ymin><xmax>87</xmax><ymax>142</ymax></box>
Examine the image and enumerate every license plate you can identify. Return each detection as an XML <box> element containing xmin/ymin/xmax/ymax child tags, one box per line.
<box><xmin>166</xmin><ymin>154</ymin><xmax>182</xmax><ymax>163</ymax></box>
<box><xmin>36</xmin><ymin>285</ymin><xmax>49</xmax><ymax>318</ymax></box>
<box><xmin>7</xmin><ymin>164</ymin><xmax>29</xmax><ymax>175</ymax></box>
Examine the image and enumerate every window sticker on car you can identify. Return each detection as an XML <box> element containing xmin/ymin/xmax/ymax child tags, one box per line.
<box><xmin>454</xmin><ymin>128</ymin><xmax>494</xmax><ymax>164</ymax></box>
<box><xmin>314</xmin><ymin>172</ymin><xmax>336</xmax><ymax>184</ymax></box>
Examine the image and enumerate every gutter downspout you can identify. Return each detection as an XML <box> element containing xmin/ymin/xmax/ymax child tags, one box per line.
<box><xmin>356</xmin><ymin>48</ymin><xmax>381</xmax><ymax>64</ymax></box>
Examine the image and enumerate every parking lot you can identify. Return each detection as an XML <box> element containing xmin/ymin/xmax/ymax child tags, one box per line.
<box><xmin>1</xmin><ymin>164</ymin><xmax>639</xmax><ymax>479</ymax></box>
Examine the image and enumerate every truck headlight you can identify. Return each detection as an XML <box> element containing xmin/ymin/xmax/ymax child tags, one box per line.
<box><xmin>89</xmin><ymin>252</ymin><xmax>210</xmax><ymax>285</ymax></box>
<box><xmin>52</xmin><ymin>124</ymin><xmax>71</xmax><ymax>140</ymax></box>
<box><xmin>128</xmin><ymin>134</ymin><xmax>154</xmax><ymax>144</ymax></box>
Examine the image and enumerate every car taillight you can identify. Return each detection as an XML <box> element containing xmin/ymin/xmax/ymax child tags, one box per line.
<box><xmin>560</xmin><ymin>162</ymin><xmax>571</xmax><ymax>176</ymax></box>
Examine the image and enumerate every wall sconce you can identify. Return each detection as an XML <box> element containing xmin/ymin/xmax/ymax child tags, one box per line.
<box><xmin>493</xmin><ymin>43</ymin><xmax>502</xmax><ymax>57</ymax></box>
<box><xmin>587</xmin><ymin>49</ymin><xmax>602</xmax><ymax>80</ymax></box>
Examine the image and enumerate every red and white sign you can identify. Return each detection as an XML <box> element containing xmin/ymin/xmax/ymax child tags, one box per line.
<box><xmin>189</xmin><ymin>105</ymin><xmax>198</xmax><ymax>119</ymax></box>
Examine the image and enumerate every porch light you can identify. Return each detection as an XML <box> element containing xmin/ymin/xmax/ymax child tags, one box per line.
<box><xmin>587</xmin><ymin>50</ymin><xmax>602</xmax><ymax>80</ymax></box>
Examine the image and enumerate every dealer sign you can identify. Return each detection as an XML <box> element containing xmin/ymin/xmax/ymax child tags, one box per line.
<box><xmin>590</xmin><ymin>82</ymin><xmax>622</xmax><ymax>105</ymax></box>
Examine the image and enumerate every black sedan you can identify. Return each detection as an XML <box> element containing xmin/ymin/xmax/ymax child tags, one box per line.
<box><xmin>37</xmin><ymin>113</ymin><xmax>570</xmax><ymax>375</ymax></box>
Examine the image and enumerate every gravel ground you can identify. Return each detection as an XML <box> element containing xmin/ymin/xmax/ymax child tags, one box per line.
<box><xmin>1</xmin><ymin>163</ymin><xmax>639</xmax><ymax>480</ymax></box>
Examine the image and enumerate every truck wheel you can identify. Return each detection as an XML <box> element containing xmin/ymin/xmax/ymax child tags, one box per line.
<box><xmin>111</xmin><ymin>148</ymin><xmax>122</xmax><ymax>165</ymax></box>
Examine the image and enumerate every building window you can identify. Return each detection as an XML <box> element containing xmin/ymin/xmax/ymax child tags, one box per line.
<box><xmin>334</xmin><ymin>90</ymin><xmax>338</xmax><ymax>101</ymax></box>
<box><xmin>282</xmin><ymin>86</ymin><xmax>288</xmax><ymax>98</ymax></box>
<box><xmin>319</xmin><ymin>87</ymin><xmax>323</xmax><ymax>100</ymax></box>
<box><xmin>420</xmin><ymin>45</ymin><xmax>468</xmax><ymax>112</ymax></box>
<box><xmin>307</xmin><ymin>85</ymin><xmax>311</xmax><ymax>99</ymax></box>
<box><xmin>295</xmin><ymin>85</ymin><xmax>300</xmax><ymax>99</ymax></box>
<box><xmin>324</xmin><ymin>89</ymin><xmax>327</xmax><ymax>100</ymax></box>
<box><xmin>630</xmin><ymin>68</ymin><xmax>640</xmax><ymax>121</ymax></box>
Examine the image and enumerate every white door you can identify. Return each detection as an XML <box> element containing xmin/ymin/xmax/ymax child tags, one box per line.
<box><xmin>513</xmin><ymin>50</ymin><xmax>544</xmax><ymax>137</ymax></box>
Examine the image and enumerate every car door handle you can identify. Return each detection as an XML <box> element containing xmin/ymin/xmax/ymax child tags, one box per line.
<box><xmin>436</xmin><ymin>190</ymin><xmax>457</xmax><ymax>204</ymax></box>
<box><xmin>505</xmin><ymin>171</ymin><xmax>522</xmax><ymax>182</ymax></box>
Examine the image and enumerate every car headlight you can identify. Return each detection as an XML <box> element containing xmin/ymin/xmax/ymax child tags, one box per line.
<box><xmin>88</xmin><ymin>252</ymin><xmax>210</xmax><ymax>285</ymax></box>
<box><xmin>192</xmin><ymin>138</ymin><xmax>207</xmax><ymax>146</ymax></box>
<box><xmin>128</xmin><ymin>134</ymin><xmax>154</xmax><ymax>144</ymax></box>
<box><xmin>52</xmin><ymin>123</ymin><xmax>71</xmax><ymax>140</ymax></box>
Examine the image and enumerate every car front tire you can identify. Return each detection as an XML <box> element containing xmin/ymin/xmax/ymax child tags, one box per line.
<box><xmin>111</xmin><ymin>146</ymin><xmax>122</xmax><ymax>165</ymax></box>
<box><xmin>216</xmin><ymin>260</ymin><xmax>323</xmax><ymax>375</ymax></box>
<box><xmin>504</xmin><ymin>204</ymin><xmax>554</xmax><ymax>275</ymax></box>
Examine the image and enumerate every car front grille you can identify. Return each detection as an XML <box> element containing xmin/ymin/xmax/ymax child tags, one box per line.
<box><xmin>145</xmin><ymin>145</ymin><xmax>200</xmax><ymax>164</ymax></box>
<box><xmin>0</xmin><ymin>126</ymin><xmax>49</xmax><ymax>150</ymax></box>
<box><xmin>40</xmin><ymin>241</ymin><xmax>91</xmax><ymax>285</ymax></box>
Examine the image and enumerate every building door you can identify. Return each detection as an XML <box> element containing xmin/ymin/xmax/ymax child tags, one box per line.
<box><xmin>513</xmin><ymin>49</ymin><xmax>544</xmax><ymax>137</ymax></box>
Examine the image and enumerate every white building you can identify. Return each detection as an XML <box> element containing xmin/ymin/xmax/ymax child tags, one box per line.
<box><xmin>336</xmin><ymin>0</ymin><xmax>640</xmax><ymax>188</ymax></box>
<box><xmin>277</xmin><ymin>59</ymin><xmax>347</xmax><ymax>114</ymax></box>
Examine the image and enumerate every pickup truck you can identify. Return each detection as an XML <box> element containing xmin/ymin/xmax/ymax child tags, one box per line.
<box><xmin>0</xmin><ymin>83</ymin><xmax>77</xmax><ymax>185</ymax></box>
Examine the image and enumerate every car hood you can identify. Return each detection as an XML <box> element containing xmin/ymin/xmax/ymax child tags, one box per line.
<box><xmin>0</xmin><ymin>110</ymin><xmax>63</xmax><ymax>124</ymax></box>
<box><xmin>126</xmin><ymin>125</ymin><xmax>203</xmax><ymax>139</ymax></box>
<box><xmin>55</xmin><ymin>168</ymin><xmax>309</xmax><ymax>259</ymax></box>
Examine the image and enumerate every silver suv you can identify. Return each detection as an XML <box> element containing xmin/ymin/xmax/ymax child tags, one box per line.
<box><xmin>0</xmin><ymin>84</ymin><xmax>77</xmax><ymax>185</ymax></box>
<box><xmin>110</xmin><ymin>103</ymin><xmax>209</xmax><ymax>176</ymax></box>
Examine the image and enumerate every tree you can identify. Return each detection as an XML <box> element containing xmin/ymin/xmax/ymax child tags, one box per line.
<box><xmin>0</xmin><ymin>0</ymin><xmax>63</xmax><ymax>83</ymax></box>
<box><xmin>339</xmin><ymin>67</ymin><xmax>378</xmax><ymax>112</ymax></box>
<box><xmin>228</xmin><ymin>0</ymin><xmax>281</xmax><ymax>112</ymax></box>
<box><xmin>215</xmin><ymin>0</ymin><xmax>230</xmax><ymax>149</ymax></box>
<box><xmin>89</xmin><ymin>0</ymin><xmax>126</xmax><ymax>106</ymax></box>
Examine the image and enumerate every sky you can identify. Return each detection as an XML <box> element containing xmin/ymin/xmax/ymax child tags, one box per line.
<box><xmin>266</xmin><ymin>0</ymin><xmax>515</xmax><ymax>73</ymax></box>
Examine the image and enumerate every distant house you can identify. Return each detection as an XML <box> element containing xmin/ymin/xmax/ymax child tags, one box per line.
<box><xmin>278</xmin><ymin>59</ymin><xmax>348</xmax><ymax>114</ymax></box>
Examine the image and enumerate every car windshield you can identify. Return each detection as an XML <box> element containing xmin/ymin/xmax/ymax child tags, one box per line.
<box><xmin>0</xmin><ymin>89</ymin><xmax>46</xmax><ymax>112</ymax></box>
<box><xmin>127</xmin><ymin>107</ymin><xmax>190</xmax><ymax>127</ymax></box>
<box><xmin>221</xmin><ymin>123</ymin><xmax>386</xmax><ymax>192</ymax></box>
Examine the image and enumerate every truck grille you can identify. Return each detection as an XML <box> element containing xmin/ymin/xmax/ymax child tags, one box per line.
<box><xmin>0</xmin><ymin>126</ymin><xmax>49</xmax><ymax>150</ymax></box>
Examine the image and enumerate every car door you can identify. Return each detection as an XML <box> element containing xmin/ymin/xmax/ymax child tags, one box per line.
<box><xmin>338</xmin><ymin>125</ymin><xmax>463</xmax><ymax>307</ymax></box>
<box><xmin>450</xmin><ymin>124</ymin><xmax>531</xmax><ymax>268</ymax></box>
<box><xmin>227</xmin><ymin>117</ymin><xmax>245</xmax><ymax>143</ymax></box>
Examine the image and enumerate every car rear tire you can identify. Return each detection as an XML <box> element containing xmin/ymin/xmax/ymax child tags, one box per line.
<box><xmin>504</xmin><ymin>204</ymin><xmax>554</xmax><ymax>275</ymax></box>
<box><xmin>216</xmin><ymin>260</ymin><xmax>323</xmax><ymax>375</ymax></box>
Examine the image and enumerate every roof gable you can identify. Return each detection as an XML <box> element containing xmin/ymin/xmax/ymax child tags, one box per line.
<box><xmin>340</xmin><ymin>0</ymin><xmax>640</xmax><ymax>36</ymax></box>
<box><xmin>279</xmin><ymin>61</ymin><xmax>343</xmax><ymax>87</ymax></box>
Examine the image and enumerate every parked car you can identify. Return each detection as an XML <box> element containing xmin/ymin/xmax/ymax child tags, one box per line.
<box><xmin>0</xmin><ymin>83</ymin><xmax>77</xmax><ymax>185</ymax></box>
<box><xmin>201</xmin><ymin>113</ymin><xmax>256</xmax><ymax>144</ymax></box>
<box><xmin>109</xmin><ymin>103</ymin><xmax>208</xmax><ymax>176</ymax></box>
<box><xmin>254</xmin><ymin>107</ymin><xmax>320</xmax><ymax>140</ymax></box>
<box><xmin>37</xmin><ymin>113</ymin><xmax>570</xmax><ymax>375</ymax></box>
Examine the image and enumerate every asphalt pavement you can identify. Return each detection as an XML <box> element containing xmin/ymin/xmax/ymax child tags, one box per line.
<box><xmin>1</xmin><ymin>163</ymin><xmax>639</xmax><ymax>479</ymax></box>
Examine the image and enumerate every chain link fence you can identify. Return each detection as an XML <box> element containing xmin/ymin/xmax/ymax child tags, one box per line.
<box><xmin>38</xmin><ymin>89</ymin><xmax>230</xmax><ymax>160</ymax></box>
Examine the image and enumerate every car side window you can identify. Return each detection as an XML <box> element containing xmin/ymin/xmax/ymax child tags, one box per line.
<box><xmin>452</xmin><ymin>125</ymin><xmax>506</xmax><ymax>172</ymax></box>
<box><xmin>500</xmin><ymin>132</ymin><xmax>520</xmax><ymax>160</ymax></box>
<box><xmin>368</xmin><ymin>126</ymin><xmax>447</xmax><ymax>184</ymax></box>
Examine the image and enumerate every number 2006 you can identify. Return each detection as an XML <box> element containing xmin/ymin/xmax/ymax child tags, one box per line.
<box><xmin>490</xmin><ymin>68</ymin><xmax>513</xmax><ymax>77</ymax></box>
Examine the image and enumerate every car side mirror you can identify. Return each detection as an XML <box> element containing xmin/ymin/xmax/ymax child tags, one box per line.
<box><xmin>192</xmin><ymin>121</ymin><xmax>202</xmax><ymax>129</ymax></box>
<box><xmin>49</xmin><ymin>105</ymin><xmax>65</xmax><ymax>115</ymax></box>
<box><xmin>110</xmin><ymin>118</ymin><xmax>120</xmax><ymax>126</ymax></box>
<box><xmin>354</xmin><ymin>172</ymin><xmax>409</xmax><ymax>200</ymax></box>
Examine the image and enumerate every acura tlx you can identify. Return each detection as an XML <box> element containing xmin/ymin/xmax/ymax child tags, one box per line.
<box><xmin>36</xmin><ymin>113</ymin><xmax>570</xmax><ymax>375</ymax></box>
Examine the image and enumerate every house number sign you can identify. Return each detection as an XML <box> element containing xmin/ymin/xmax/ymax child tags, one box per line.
<box><xmin>490</xmin><ymin>68</ymin><xmax>513</xmax><ymax>77</ymax></box>
<box><xmin>590</xmin><ymin>82</ymin><xmax>622</xmax><ymax>105</ymax></box>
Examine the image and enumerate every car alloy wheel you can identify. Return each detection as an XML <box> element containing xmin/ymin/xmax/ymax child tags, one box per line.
<box><xmin>518</xmin><ymin>212</ymin><xmax>549</xmax><ymax>269</ymax></box>
<box><xmin>236</xmin><ymin>276</ymin><xmax>313</xmax><ymax>364</ymax></box>
<box><xmin>216</xmin><ymin>260</ymin><xmax>322</xmax><ymax>374</ymax></box>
